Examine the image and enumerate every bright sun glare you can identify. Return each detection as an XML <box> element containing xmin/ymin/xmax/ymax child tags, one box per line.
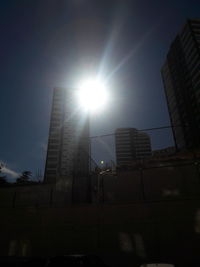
<box><xmin>77</xmin><ymin>78</ymin><xmax>108</xmax><ymax>113</ymax></box>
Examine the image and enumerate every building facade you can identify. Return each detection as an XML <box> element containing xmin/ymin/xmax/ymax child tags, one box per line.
<box><xmin>161</xmin><ymin>19</ymin><xmax>200</xmax><ymax>150</ymax></box>
<box><xmin>115</xmin><ymin>128</ymin><xmax>152</xmax><ymax>166</ymax></box>
<box><xmin>44</xmin><ymin>87</ymin><xmax>90</xmax><ymax>187</ymax></box>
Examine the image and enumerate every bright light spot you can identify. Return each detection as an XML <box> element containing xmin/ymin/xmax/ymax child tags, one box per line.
<box><xmin>100</xmin><ymin>160</ymin><xmax>104</xmax><ymax>165</ymax></box>
<box><xmin>77</xmin><ymin>78</ymin><xmax>108</xmax><ymax>112</ymax></box>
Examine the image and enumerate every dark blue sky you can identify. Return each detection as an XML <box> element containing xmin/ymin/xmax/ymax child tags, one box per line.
<box><xmin>0</xmin><ymin>0</ymin><xmax>199</xmax><ymax>178</ymax></box>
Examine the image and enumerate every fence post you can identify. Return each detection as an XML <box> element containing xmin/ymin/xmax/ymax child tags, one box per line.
<box><xmin>12</xmin><ymin>191</ymin><xmax>16</xmax><ymax>208</ymax></box>
<box><xmin>140</xmin><ymin>168</ymin><xmax>146</xmax><ymax>201</ymax></box>
<box><xmin>50</xmin><ymin>188</ymin><xmax>53</xmax><ymax>207</ymax></box>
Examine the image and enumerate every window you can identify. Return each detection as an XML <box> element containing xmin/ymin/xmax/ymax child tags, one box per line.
<box><xmin>47</xmin><ymin>163</ymin><xmax>57</xmax><ymax>169</ymax></box>
<box><xmin>50</xmin><ymin>122</ymin><xmax>60</xmax><ymax>127</ymax></box>
<box><xmin>117</xmin><ymin>156</ymin><xmax>132</xmax><ymax>160</ymax></box>
<box><xmin>49</xmin><ymin>134</ymin><xmax>60</xmax><ymax>139</ymax></box>
<box><xmin>46</xmin><ymin>170</ymin><xmax>57</xmax><ymax>175</ymax></box>
<box><xmin>47</xmin><ymin>157</ymin><xmax>58</xmax><ymax>162</ymax></box>
<box><xmin>117</xmin><ymin>151</ymin><xmax>132</xmax><ymax>155</ymax></box>
<box><xmin>49</xmin><ymin>139</ymin><xmax>60</xmax><ymax>144</ymax></box>
<box><xmin>52</xmin><ymin>111</ymin><xmax>62</xmax><ymax>116</ymax></box>
<box><xmin>48</xmin><ymin>145</ymin><xmax>59</xmax><ymax>150</ymax></box>
<box><xmin>116</xmin><ymin>134</ymin><xmax>130</xmax><ymax>138</ymax></box>
<box><xmin>48</xmin><ymin>151</ymin><xmax>58</xmax><ymax>156</ymax></box>
<box><xmin>51</xmin><ymin>118</ymin><xmax>61</xmax><ymax>123</ymax></box>
<box><xmin>52</xmin><ymin>107</ymin><xmax>62</xmax><ymax>112</ymax></box>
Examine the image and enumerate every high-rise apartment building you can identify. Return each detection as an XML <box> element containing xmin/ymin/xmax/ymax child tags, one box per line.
<box><xmin>44</xmin><ymin>87</ymin><xmax>89</xmax><ymax>186</ymax></box>
<box><xmin>115</xmin><ymin>128</ymin><xmax>152</xmax><ymax>166</ymax></box>
<box><xmin>161</xmin><ymin>19</ymin><xmax>200</xmax><ymax>150</ymax></box>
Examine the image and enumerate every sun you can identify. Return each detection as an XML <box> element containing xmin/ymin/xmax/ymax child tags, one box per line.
<box><xmin>77</xmin><ymin>78</ymin><xmax>109</xmax><ymax>113</ymax></box>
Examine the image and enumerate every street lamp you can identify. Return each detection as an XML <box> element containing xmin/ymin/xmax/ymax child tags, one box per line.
<box><xmin>76</xmin><ymin>77</ymin><xmax>109</xmax><ymax>203</ymax></box>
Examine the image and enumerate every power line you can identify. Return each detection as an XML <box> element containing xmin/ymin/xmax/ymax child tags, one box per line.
<box><xmin>89</xmin><ymin>124</ymin><xmax>185</xmax><ymax>139</ymax></box>
<box><xmin>138</xmin><ymin>125</ymin><xmax>178</xmax><ymax>132</ymax></box>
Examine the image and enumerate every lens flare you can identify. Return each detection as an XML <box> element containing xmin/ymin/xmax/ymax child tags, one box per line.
<box><xmin>77</xmin><ymin>78</ymin><xmax>108</xmax><ymax>112</ymax></box>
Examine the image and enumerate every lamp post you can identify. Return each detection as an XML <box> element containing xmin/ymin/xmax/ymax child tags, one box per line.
<box><xmin>76</xmin><ymin>76</ymin><xmax>109</xmax><ymax>203</ymax></box>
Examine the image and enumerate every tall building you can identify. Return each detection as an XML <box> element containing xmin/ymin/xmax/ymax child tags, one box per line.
<box><xmin>115</xmin><ymin>128</ymin><xmax>152</xmax><ymax>166</ymax></box>
<box><xmin>161</xmin><ymin>19</ymin><xmax>200</xmax><ymax>150</ymax></box>
<box><xmin>44</xmin><ymin>87</ymin><xmax>89</xmax><ymax>188</ymax></box>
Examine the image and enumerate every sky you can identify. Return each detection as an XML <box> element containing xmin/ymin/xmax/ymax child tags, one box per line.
<box><xmin>0</xmin><ymin>0</ymin><xmax>199</xmax><ymax>179</ymax></box>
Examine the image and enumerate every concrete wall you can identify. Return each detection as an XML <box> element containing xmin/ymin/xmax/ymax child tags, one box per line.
<box><xmin>0</xmin><ymin>201</ymin><xmax>200</xmax><ymax>266</ymax></box>
<box><xmin>1</xmin><ymin>163</ymin><xmax>200</xmax><ymax>265</ymax></box>
<box><xmin>101</xmin><ymin>164</ymin><xmax>200</xmax><ymax>203</ymax></box>
<box><xmin>1</xmin><ymin>163</ymin><xmax>200</xmax><ymax>208</ymax></box>
<box><xmin>0</xmin><ymin>177</ymin><xmax>91</xmax><ymax>208</ymax></box>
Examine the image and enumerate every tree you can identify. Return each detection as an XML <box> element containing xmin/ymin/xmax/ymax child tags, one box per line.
<box><xmin>16</xmin><ymin>171</ymin><xmax>32</xmax><ymax>184</ymax></box>
<box><xmin>0</xmin><ymin>175</ymin><xmax>7</xmax><ymax>185</ymax></box>
<box><xmin>0</xmin><ymin>163</ymin><xmax>7</xmax><ymax>186</ymax></box>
